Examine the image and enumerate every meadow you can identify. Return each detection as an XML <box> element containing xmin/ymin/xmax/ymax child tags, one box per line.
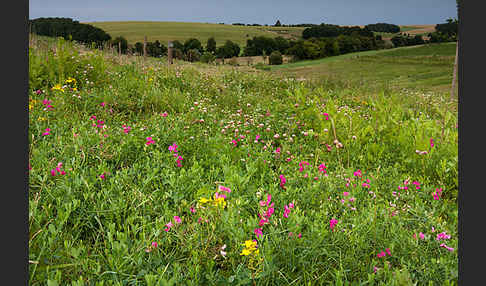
<box><xmin>86</xmin><ymin>21</ymin><xmax>305</xmax><ymax>47</ymax></box>
<box><xmin>29</xmin><ymin>36</ymin><xmax>458</xmax><ymax>285</ymax></box>
<box><xmin>269</xmin><ymin>42</ymin><xmax>457</xmax><ymax>94</ymax></box>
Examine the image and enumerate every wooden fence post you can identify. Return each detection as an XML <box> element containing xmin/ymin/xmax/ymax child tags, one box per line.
<box><xmin>168</xmin><ymin>41</ymin><xmax>174</xmax><ymax>65</ymax></box>
<box><xmin>143</xmin><ymin>36</ymin><xmax>147</xmax><ymax>61</ymax></box>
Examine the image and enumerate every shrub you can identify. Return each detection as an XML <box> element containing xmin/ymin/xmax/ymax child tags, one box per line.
<box><xmin>200</xmin><ymin>51</ymin><xmax>216</xmax><ymax>64</ymax></box>
<box><xmin>269</xmin><ymin>51</ymin><xmax>283</xmax><ymax>65</ymax></box>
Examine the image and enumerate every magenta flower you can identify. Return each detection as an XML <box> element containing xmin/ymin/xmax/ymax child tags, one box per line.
<box><xmin>440</xmin><ymin>243</ymin><xmax>454</xmax><ymax>252</ymax></box>
<box><xmin>412</xmin><ymin>181</ymin><xmax>421</xmax><ymax>190</ymax></box>
<box><xmin>298</xmin><ymin>161</ymin><xmax>310</xmax><ymax>172</ymax></box>
<box><xmin>168</xmin><ymin>143</ymin><xmax>178</xmax><ymax>153</ymax></box>
<box><xmin>254</xmin><ymin>228</ymin><xmax>263</xmax><ymax>238</ymax></box>
<box><xmin>164</xmin><ymin>221</ymin><xmax>173</xmax><ymax>232</ymax></box>
<box><xmin>151</xmin><ymin>242</ymin><xmax>158</xmax><ymax>248</ymax></box>
<box><xmin>436</xmin><ymin>232</ymin><xmax>451</xmax><ymax>241</ymax></box>
<box><xmin>385</xmin><ymin>248</ymin><xmax>391</xmax><ymax>256</ymax></box>
<box><xmin>329</xmin><ymin>219</ymin><xmax>338</xmax><ymax>231</ymax></box>
<box><xmin>343</xmin><ymin>191</ymin><xmax>349</xmax><ymax>196</ymax></box>
<box><xmin>322</xmin><ymin>112</ymin><xmax>329</xmax><ymax>120</ymax></box>
<box><xmin>161</xmin><ymin>112</ymin><xmax>168</xmax><ymax>117</ymax></box>
<box><xmin>419</xmin><ymin>232</ymin><xmax>425</xmax><ymax>240</ymax></box>
<box><xmin>279</xmin><ymin>174</ymin><xmax>287</xmax><ymax>189</ymax></box>
<box><xmin>42</xmin><ymin>128</ymin><xmax>51</xmax><ymax>136</ymax></box>
<box><xmin>430</xmin><ymin>138</ymin><xmax>434</xmax><ymax>148</ymax></box>
<box><xmin>174</xmin><ymin>216</ymin><xmax>182</xmax><ymax>224</ymax></box>
<box><xmin>218</xmin><ymin>185</ymin><xmax>231</xmax><ymax>193</ymax></box>
<box><xmin>176</xmin><ymin>155</ymin><xmax>183</xmax><ymax>167</ymax></box>
<box><xmin>254</xmin><ymin>134</ymin><xmax>261</xmax><ymax>143</ymax></box>
<box><xmin>353</xmin><ymin>169</ymin><xmax>362</xmax><ymax>177</ymax></box>
<box><xmin>274</xmin><ymin>147</ymin><xmax>281</xmax><ymax>154</ymax></box>
<box><xmin>318</xmin><ymin>163</ymin><xmax>327</xmax><ymax>173</ymax></box>
<box><xmin>122</xmin><ymin>124</ymin><xmax>131</xmax><ymax>134</ymax></box>
<box><xmin>100</xmin><ymin>102</ymin><xmax>106</xmax><ymax>107</ymax></box>
<box><xmin>259</xmin><ymin>194</ymin><xmax>272</xmax><ymax>207</ymax></box>
<box><xmin>377</xmin><ymin>251</ymin><xmax>386</xmax><ymax>258</ymax></box>
<box><xmin>146</xmin><ymin>137</ymin><xmax>155</xmax><ymax>145</ymax></box>
<box><xmin>190</xmin><ymin>206</ymin><xmax>196</xmax><ymax>213</ymax></box>
<box><xmin>433</xmin><ymin>188</ymin><xmax>443</xmax><ymax>200</ymax></box>
<box><xmin>99</xmin><ymin>173</ymin><xmax>106</xmax><ymax>180</ymax></box>
<box><xmin>297</xmin><ymin>233</ymin><xmax>302</xmax><ymax>238</ymax></box>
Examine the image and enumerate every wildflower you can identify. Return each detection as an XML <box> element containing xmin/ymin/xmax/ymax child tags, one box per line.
<box><xmin>412</xmin><ymin>181</ymin><xmax>421</xmax><ymax>190</ymax></box>
<box><xmin>51</xmin><ymin>84</ymin><xmax>64</xmax><ymax>92</ymax></box>
<box><xmin>146</xmin><ymin>137</ymin><xmax>155</xmax><ymax>145</ymax></box>
<box><xmin>377</xmin><ymin>251</ymin><xmax>386</xmax><ymax>258</ymax></box>
<box><xmin>430</xmin><ymin>138</ymin><xmax>434</xmax><ymax>148</ymax></box>
<box><xmin>274</xmin><ymin>134</ymin><xmax>280</xmax><ymax>139</ymax></box>
<box><xmin>151</xmin><ymin>242</ymin><xmax>158</xmax><ymax>248</ymax></box>
<box><xmin>42</xmin><ymin>128</ymin><xmax>51</xmax><ymax>136</ymax></box>
<box><xmin>168</xmin><ymin>143</ymin><xmax>178</xmax><ymax>153</ymax></box>
<box><xmin>220</xmin><ymin>244</ymin><xmax>227</xmax><ymax>257</ymax></box>
<box><xmin>297</xmin><ymin>233</ymin><xmax>302</xmax><ymax>238</ymax></box>
<box><xmin>240</xmin><ymin>240</ymin><xmax>259</xmax><ymax>256</ymax></box>
<box><xmin>343</xmin><ymin>191</ymin><xmax>349</xmax><ymax>196</ymax></box>
<box><xmin>433</xmin><ymin>188</ymin><xmax>443</xmax><ymax>200</ymax></box>
<box><xmin>164</xmin><ymin>221</ymin><xmax>173</xmax><ymax>232</ymax></box>
<box><xmin>419</xmin><ymin>232</ymin><xmax>425</xmax><ymax>240</ymax></box>
<box><xmin>329</xmin><ymin>219</ymin><xmax>338</xmax><ymax>231</ymax></box>
<box><xmin>259</xmin><ymin>194</ymin><xmax>273</xmax><ymax>207</ymax></box>
<box><xmin>274</xmin><ymin>147</ymin><xmax>281</xmax><ymax>154</ymax></box>
<box><xmin>353</xmin><ymin>169</ymin><xmax>362</xmax><ymax>177</ymax></box>
<box><xmin>283</xmin><ymin>203</ymin><xmax>294</xmax><ymax>218</ymax></box>
<box><xmin>318</xmin><ymin>163</ymin><xmax>327</xmax><ymax>173</ymax></box>
<box><xmin>279</xmin><ymin>174</ymin><xmax>286</xmax><ymax>189</ymax></box>
<box><xmin>349</xmin><ymin>197</ymin><xmax>356</xmax><ymax>202</ymax></box>
<box><xmin>176</xmin><ymin>155</ymin><xmax>183</xmax><ymax>167</ymax></box>
<box><xmin>161</xmin><ymin>112</ymin><xmax>168</xmax><ymax>117</ymax></box>
<box><xmin>190</xmin><ymin>206</ymin><xmax>196</xmax><ymax>213</ymax></box>
<box><xmin>100</xmin><ymin>102</ymin><xmax>106</xmax><ymax>107</ymax></box>
<box><xmin>174</xmin><ymin>216</ymin><xmax>182</xmax><ymax>224</ymax></box>
<box><xmin>122</xmin><ymin>125</ymin><xmax>131</xmax><ymax>134</ymax></box>
<box><xmin>436</xmin><ymin>232</ymin><xmax>451</xmax><ymax>241</ymax></box>
<box><xmin>254</xmin><ymin>134</ymin><xmax>261</xmax><ymax>143</ymax></box>
<box><xmin>99</xmin><ymin>173</ymin><xmax>106</xmax><ymax>180</ymax></box>
<box><xmin>439</xmin><ymin>243</ymin><xmax>454</xmax><ymax>252</ymax></box>
<box><xmin>254</xmin><ymin>228</ymin><xmax>263</xmax><ymax>238</ymax></box>
<box><xmin>385</xmin><ymin>248</ymin><xmax>391</xmax><ymax>256</ymax></box>
<box><xmin>298</xmin><ymin>161</ymin><xmax>309</xmax><ymax>172</ymax></box>
<box><xmin>219</xmin><ymin>185</ymin><xmax>231</xmax><ymax>193</ymax></box>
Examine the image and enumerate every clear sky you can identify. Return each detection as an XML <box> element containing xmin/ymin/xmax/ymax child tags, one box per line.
<box><xmin>29</xmin><ymin>0</ymin><xmax>457</xmax><ymax>26</ymax></box>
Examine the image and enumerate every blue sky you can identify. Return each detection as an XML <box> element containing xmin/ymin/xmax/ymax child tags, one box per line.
<box><xmin>29</xmin><ymin>0</ymin><xmax>457</xmax><ymax>26</ymax></box>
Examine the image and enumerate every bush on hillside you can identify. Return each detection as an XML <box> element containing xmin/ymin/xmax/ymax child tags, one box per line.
<box><xmin>269</xmin><ymin>51</ymin><xmax>283</xmax><ymax>65</ymax></box>
<box><xmin>200</xmin><ymin>51</ymin><xmax>216</xmax><ymax>63</ymax></box>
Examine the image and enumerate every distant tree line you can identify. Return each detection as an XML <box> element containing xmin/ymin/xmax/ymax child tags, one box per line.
<box><xmin>390</xmin><ymin>34</ymin><xmax>425</xmax><ymax>47</ymax></box>
<box><xmin>29</xmin><ymin>17</ymin><xmax>111</xmax><ymax>48</ymax></box>
<box><xmin>302</xmin><ymin>24</ymin><xmax>374</xmax><ymax>39</ymax></box>
<box><xmin>428</xmin><ymin>19</ymin><xmax>458</xmax><ymax>43</ymax></box>
<box><xmin>364</xmin><ymin>23</ymin><xmax>400</xmax><ymax>33</ymax></box>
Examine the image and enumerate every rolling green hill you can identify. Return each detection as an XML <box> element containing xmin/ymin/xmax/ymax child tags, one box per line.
<box><xmin>86</xmin><ymin>21</ymin><xmax>305</xmax><ymax>47</ymax></box>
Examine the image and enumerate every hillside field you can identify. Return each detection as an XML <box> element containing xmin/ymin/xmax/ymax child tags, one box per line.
<box><xmin>86</xmin><ymin>21</ymin><xmax>305</xmax><ymax>47</ymax></box>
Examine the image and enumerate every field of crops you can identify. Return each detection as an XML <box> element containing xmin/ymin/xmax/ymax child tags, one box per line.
<box><xmin>28</xmin><ymin>37</ymin><xmax>458</xmax><ymax>285</ymax></box>
<box><xmin>86</xmin><ymin>21</ymin><xmax>305</xmax><ymax>47</ymax></box>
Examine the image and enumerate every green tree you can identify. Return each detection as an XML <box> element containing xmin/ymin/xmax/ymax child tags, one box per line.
<box><xmin>269</xmin><ymin>51</ymin><xmax>283</xmax><ymax>65</ymax></box>
<box><xmin>206</xmin><ymin>37</ymin><xmax>216</xmax><ymax>54</ymax></box>
<box><xmin>275</xmin><ymin>20</ymin><xmax>282</xmax><ymax>27</ymax></box>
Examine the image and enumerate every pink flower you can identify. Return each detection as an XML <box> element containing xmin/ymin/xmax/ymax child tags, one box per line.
<box><xmin>174</xmin><ymin>216</ymin><xmax>182</xmax><ymax>224</ymax></box>
<box><xmin>353</xmin><ymin>169</ymin><xmax>362</xmax><ymax>177</ymax></box>
<box><xmin>298</xmin><ymin>161</ymin><xmax>309</xmax><ymax>172</ymax></box>
<box><xmin>318</xmin><ymin>163</ymin><xmax>327</xmax><ymax>173</ymax></box>
<box><xmin>436</xmin><ymin>232</ymin><xmax>451</xmax><ymax>241</ymax></box>
<box><xmin>430</xmin><ymin>138</ymin><xmax>434</xmax><ymax>148</ymax></box>
<box><xmin>329</xmin><ymin>219</ymin><xmax>338</xmax><ymax>231</ymax></box>
<box><xmin>146</xmin><ymin>137</ymin><xmax>155</xmax><ymax>145</ymax></box>
<box><xmin>433</xmin><ymin>188</ymin><xmax>443</xmax><ymax>200</ymax></box>
<box><xmin>254</xmin><ymin>134</ymin><xmax>261</xmax><ymax>143</ymax></box>
<box><xmin>349</xmin><ymin>197</ymin><xmax>356</xmax><ymax>202</ymax></box>
<box><xmin>42</xmin><ymin>128</ymin><xmax>51</xmax><ymax>136</ymax></box>
<box><xmin>122</xmin><ymin>124</ymin><xmax>131</xmax><ymax>134</ymax></box>
<box><xmin>279</xmin><ymin>174</ymin><xmax>287</xmax><ymax>189</ymax></box>
<box><xmin>50</xmin><ymin>169</ymin><xmax>56</xmax><ymax>176</ymax></box>
<box><xmin>343</xmin><ymin>191</ymin><xmax>349</xmax><ymax>196</ymax></box>
<box><xmin>440</xmin><ymin>243</ymin><xmax>454</xmax><ymax>252</ymax></box>
<box><xmin>100</xmin><ymin>102</ymin><xmax>106</xmax><ymax>107</ymax></box>
<box><xmin>297</xmin><ymin>233</ymin><xmax>302</xmax><ymax>238</ymax></box>
<box><xmin>190</xmin><ymin>206</ymin><xmax>196</xmax><ymax>213</ymax></box>
<box><xmin>259</xmin><ymin>217</ymin><xmax>269</xmax><ymax>226</ymax></box>
<box><xmin>164</xmin><ymin>221</ymin><xmax>173</xmax><ymax>232</ymax></box>
<box><xmin>176</xmin><ymin>156</ymin><xmax>183</xmax><ymax>167</ymax></box>
<box><xmin>99</xmin><ymin>173</ymin><xmax>106</xmax><ymax>180</ymax></box>
<box><xmin>254</xmin><ymin>228</ymin><xmax>263</xmax><ymax>238</ymax></box>
<box><xmin>419</xmin><ymin>232</ymin><xmax>425</xmax><ymax>240</ymax></box>
<box><xmin>151</xmin><ymin>242</ymin><xmax>158</xmax><ymax>248</ymax></box>
<box><xmin>274</xmin><ymin>147</ymin><xmax>281</xmax><ymax>154</ymax></box>
<box><xmin>259</xmin><ymin>194</ymin><xmax>272</xmax><ymax>207</ymax></box>
<box><xmin>168</xmin><ymin>143</ymin><xmax>178</xmax><ymax>153</ymax></box>
<box><xmin>377</xmin><ymin>251</ymin><xmax>386</xmax><ymax>258</ymax></box>
<box><xmin>412</xmin><ymin>181</ymin><xmax>421</xmax><ymax>190</ymax></box>
<box><xmin>161</xmin><ymin>112</ymin><xmax>168</xmax><ymax>117</ymax></box>
<box><xmin>385</xmin><ymin>248</ymin><xmax>391</xmax><ymax>256</ymax></box>
<box><xmin>322</xmin><ymin>113</ymin><xmax>329</xmax><ymax>120</ymax></box>
<box><xmin>219</xmin><ymin>185</ymin><xmax>231</xmax><ymax>193</ymax></box>
<box><xmin>214</xmin><ymin>192</ymin><xmax>226</xmax><ymax>199</ymax></box>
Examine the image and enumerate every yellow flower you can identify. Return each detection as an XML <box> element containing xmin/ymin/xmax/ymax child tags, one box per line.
<box><xmin>73</xmin><ymin>87</ymin><xmax>77</xmax><ymax>91</ymax></box>
<box><xmin>240</xmin><ymin>249</ymin><xmax>251</xmax><ymax>256</ymax></box>
<box><xmin>199</xmin><ymin>197</ymin><xmax>211</xmax><ymax>204</ymax></box>
<box><xmin>38</xmin><ymin>117</ymin><xmax>46</xmax><ymax>121</ymax></box>
<box><xmin>65</xmin><ymin>77</ymin><xmax>77</xmax><ymax>84</ymax></box>
<box><xmin>51</xmin><ymin>84</ymin><xmax>64</xmax><ymax>92</ymax></box>
<box><xmin>243</xmin><ymin>240</ymin><xmax>257</xmax><ymax>250</ymax></box>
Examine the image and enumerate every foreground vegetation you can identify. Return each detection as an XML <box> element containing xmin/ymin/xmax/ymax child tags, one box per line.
<box><xmin>29</xmin><ymin>37</ymin><xmax>457</xmax><ymax>285</ymax></box>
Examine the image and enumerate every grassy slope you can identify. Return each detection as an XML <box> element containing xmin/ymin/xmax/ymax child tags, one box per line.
<box><xmin>87</xmin><ymin>21</ymin><xmax>305</xmax><ymax>46</ymax></box>
<box><xmin>269</xmin><ymin>42</ymin><xmax>456</xmax><ymax>93</ymax></box>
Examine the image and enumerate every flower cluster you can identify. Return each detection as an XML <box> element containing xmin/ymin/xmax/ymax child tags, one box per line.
<box><xmin>298</xmin><ymin>161</ymin><xmax>309</xmax><ymax>172</ymax></box>
<box><xmin>164</xmin><ymin>215</ymin><xmax>182</xmax><ymax>232</ymax></box>
<box><xmin>433</xmin><ymin>188</ymin><xmax>443</xmax><ymax>200</ymax></box>
<box><xmin>168</xmin><ymin>143</ymin><xmax>183</xmax><ymax>167</ymax></box>
<box><xmin>146</xmin><ymin>137</ymin><xmax>155</xmax><ymax>145</ymax></box>
<box><xmin>50</xmin><ymin>162</ymin><xmax>66</xmax><ymax>176</ymax></box>
<box><xmin>377</xmin><ymin>248</ymin><xmax>391</xmax><ymax>258</ymax></box>
<box><xmin>279</xmin><ymin>175</ymin><xmax>286</xmax><ymax>190</ymax></box>
<box><xmin>329</xmin><ymin>218</ymin><xmax>338</xmax><ymax>231</ymax></box>
<box><xmin>283</xmin><ymin>202</ymin><xmax>294</xmax><ymax>218</ymax></box>
<box><xmin>240</xmin><ymin>240</ymin><xmax>259</xmax><ymax>256</ymax></box>
<box><xmin>122</xmin><ymin>124</ymin><xmax>131</xmax><ymax>134</ymax></box>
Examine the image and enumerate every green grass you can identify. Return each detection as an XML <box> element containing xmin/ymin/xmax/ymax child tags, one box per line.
<box><xmin>269</xmin><ymin>42</ymin><xmax>456</xmax><ymax>94</ymax></box>
<box><xmin>28</xmin><ymin>37</ymin><xmax>458</xmax><ymax>285</ymax></box>
<box><xmin>87</xmin><ymin>21</ymin><xmax>305</xmax><ymax>47</ymax></box>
